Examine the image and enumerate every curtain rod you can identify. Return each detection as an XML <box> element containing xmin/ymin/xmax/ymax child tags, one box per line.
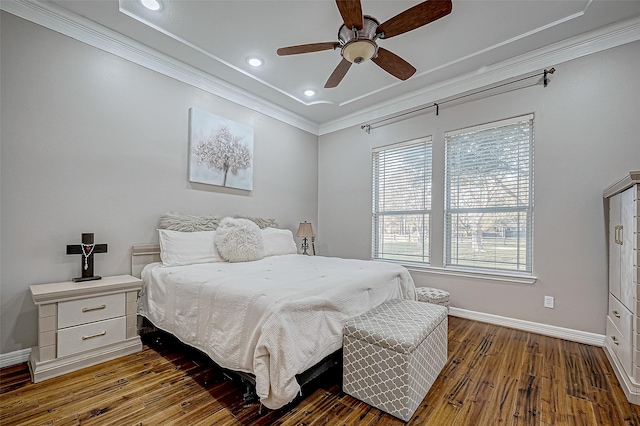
<box><xmin>361</xmin><ymin>68</ymin><xmax>556</xmax><ymax>133</ymax></box>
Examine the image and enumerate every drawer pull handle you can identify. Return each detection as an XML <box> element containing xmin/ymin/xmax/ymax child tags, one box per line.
<box><xmin>619</xmin><ymin>225</ymin><xmax>623</xmax><ymax>245</ymax></box>
<box><xmin>614</xmin><ymin>225</ymin><xmax>625</xmax><ymax>245</ymax></box>
<box><xmin>82</xmin><ymin>331</ymin><xmax>106</xmax><ymax>340</ymax></box>
<box><xmin>82</xmin><ymin>305</ymin><xmax>106</xmax><ymax>313</ymax></box>
<box><xmin>613</xmin><ymin>310</ymin><xmax>621</xmax><ymax>318</ymax></box>
<box><xmin>611</xmin><ymin>336</ymin><xmax>619</xmax><ymax>345</ymax></box>
<box><xmin>614</xmin><ymin>225</ymin><xmax>620</xmax><ymax>245</ymax></box>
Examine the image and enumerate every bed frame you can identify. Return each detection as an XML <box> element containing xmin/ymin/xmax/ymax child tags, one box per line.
<box><xmin>130</xmin><ymin>244</ymin><xmax>342</xmax><ymax>405</ymax></box>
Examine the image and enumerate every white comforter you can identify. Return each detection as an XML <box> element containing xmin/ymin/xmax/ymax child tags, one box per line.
<box><xmin>138</xmin><ymin>254</ymin><xmax>416</xmax><ymax>409</ymax></box>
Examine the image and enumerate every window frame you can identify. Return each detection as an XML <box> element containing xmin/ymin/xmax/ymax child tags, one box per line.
<box><xmin>371</xmin><ymin>136</ymin><xmax>433</xmax><ymax>264</ymax></box>
<box><xmin>444</xmin><ymin>114</ymin><xmax>534</xmax><ymax>274</ymax></box>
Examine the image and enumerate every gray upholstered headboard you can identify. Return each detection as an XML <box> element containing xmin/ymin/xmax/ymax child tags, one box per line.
<box><xmin>131</xmin><ymin>244</ymin><xmax>160</xmax><ymax>278</ymax></box>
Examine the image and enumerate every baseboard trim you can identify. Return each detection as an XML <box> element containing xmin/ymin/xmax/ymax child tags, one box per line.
<box><xmin>0</xmin><ymin>348</ymin><xmax>31</xmax><ymax>368</ymax></box>
<box><xmin>449</xmin><ymin>307</ymin><xmax>606</xmax><ymax>347</ymax></box>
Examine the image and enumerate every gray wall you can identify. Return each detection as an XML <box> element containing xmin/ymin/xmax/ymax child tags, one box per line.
<box><xmin>318</xmin><ymin>40</ymin><xmax>640</xmax><ymax>335</ymax></box>
<box><xmin>0</xmin><ymin>13</ymin><xmax>318</xmax><ymax>355</ymax></box>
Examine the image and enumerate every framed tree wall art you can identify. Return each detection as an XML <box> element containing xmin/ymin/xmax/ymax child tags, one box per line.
<box><xmin>188</xmin><ymin>107</ymin><xmax>254</xmax><ymax>191</ymax></box>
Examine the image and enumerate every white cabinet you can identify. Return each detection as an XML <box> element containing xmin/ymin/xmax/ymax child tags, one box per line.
<box><xmin>604</xmin><ymin>171</ymin><xmax>640</xmax><ymax>404</ymax></box>
<box><xmin>28</xmin><ymin>275</ymin><xmax>142</xmax><ymax>383</ymax></box>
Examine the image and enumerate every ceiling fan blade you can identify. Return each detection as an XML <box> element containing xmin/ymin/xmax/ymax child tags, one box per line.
<box><xmin>277</xmin><ymin>42</ymin><xmax>338</xmax><ymax>56</ymax></box>
<box><xmin>336</xmin><ymin>0</ymin><xmax>363</xmax><ymax>30</ymax></box>
<box><xmin>325</xmin><ymin>58</ymin><xmax>352</xmax><ymax>88</ymax></box>
<box><xmin>377</xmin><ymin>0</ymin><xmax>452</xmax><ymax>39</ymax></box>
<box><xmin>372</xmin><ymin>47</ymin><xmax>416</xmax><ymax>81</ymax></box>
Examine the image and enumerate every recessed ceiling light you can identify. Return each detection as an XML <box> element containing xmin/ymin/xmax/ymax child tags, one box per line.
<box><xmin>247</xmin><ymin>57</ymin><xmax>263</xmax><ymax>67</ymax></box>
<box><xmin>140</xmin><ymin>0</ymin><xmax>161</xmax><ymax>11</ymax></box>
<box><xmin>303</xmin><ymin>89</ymin><xmax>316</xmax><ymax>97</ymax></box>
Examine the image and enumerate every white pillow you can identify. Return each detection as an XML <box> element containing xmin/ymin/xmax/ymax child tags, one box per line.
<box><xmin>158</xmin><ymin>229</ymin><xmax>224</xmax><ymax>267</ymax></box>
<box><xmin>215</xmin><ymin>217</ymin><xmax>264</xmax><ymax>262</ymax></box>
<box><xmin>262</xmin><ymin>228</ymin><xmax>298</xmax><ymax>257</ymax></box>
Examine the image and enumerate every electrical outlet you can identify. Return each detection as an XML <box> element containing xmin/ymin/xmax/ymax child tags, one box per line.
<box><xmin>544</xmin><ymin>296</ymin><xmax>554</xmax><ymax>309</ymax></box>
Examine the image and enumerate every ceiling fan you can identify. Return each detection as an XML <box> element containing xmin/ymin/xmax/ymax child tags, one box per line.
<box><xmin>277</xmin><ymin>0</ymin><xmax>452</xmax><ymax>89</ymax></box>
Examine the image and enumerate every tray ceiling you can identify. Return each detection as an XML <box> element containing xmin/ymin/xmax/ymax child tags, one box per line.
<box><xmin>20</xmin><ymin>0</ymin><xmax>640</xmax><ymax>131</ymax></box>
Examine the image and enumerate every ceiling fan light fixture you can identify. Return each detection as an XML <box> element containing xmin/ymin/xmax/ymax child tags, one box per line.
<box><xmin>342</xmin><ymin>40</ymin><xmax>376</xmax><ymax>64</ymax></box>
<box><xmin>276</xmin><ymin>1</ymin><xmax>451</xmax><ymax>88</ymax></box>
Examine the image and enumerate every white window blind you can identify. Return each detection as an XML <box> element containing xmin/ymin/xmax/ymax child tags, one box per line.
<box><xmin>445</xmin><ymin>114</ymin><xmax>533</xmax><ymax>273</ymax></box>
<box><xmin>372</xmin><ymin>137</ymin><xmax>432</xmax><ymax>263</ymax></box>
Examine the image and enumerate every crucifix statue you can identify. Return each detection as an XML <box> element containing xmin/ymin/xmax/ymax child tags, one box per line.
<box><xmin>66</xmin><ymin>233</ymin><xmax>108</xmax><ymax>282</ymax></box>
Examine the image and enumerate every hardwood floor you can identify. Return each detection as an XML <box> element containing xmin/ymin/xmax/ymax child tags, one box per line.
<box><xmin>2</xmin><ymin>316</ymin><xmax>640</xmax><ymax>425</ymax></box>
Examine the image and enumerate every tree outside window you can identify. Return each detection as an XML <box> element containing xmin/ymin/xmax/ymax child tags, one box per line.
<box><xmin>445</xmin><ymin>115</ymin><xmax>534</xmax><ymax>273</ymax></box>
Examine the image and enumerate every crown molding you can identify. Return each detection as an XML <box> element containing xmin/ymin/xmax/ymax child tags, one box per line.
<box><xmin>2</xmin><ymin>0</ymin><xmax>639</xmax><ymax>137</ymax></box>
<box><xmin>319</xmin><ymin>15</ymin><xmax>640</xmax><ymax>135</ymax></box>
<box><xmin>0</xmin><ymin>0</ymin><xmax>320</xmax><ymax>135</ymax></box>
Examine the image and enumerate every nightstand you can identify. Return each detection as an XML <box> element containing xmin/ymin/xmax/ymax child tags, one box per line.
<box><xmin>29</xmin><ymin>275</ymin><xmax>143</xmax><ymax>383</ymax></box>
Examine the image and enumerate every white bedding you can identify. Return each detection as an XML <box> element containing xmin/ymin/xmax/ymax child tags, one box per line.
<box><xmin>137</xmin><ymin>254</ymin><xmax>416</xmax><ymax>409</ymax></box>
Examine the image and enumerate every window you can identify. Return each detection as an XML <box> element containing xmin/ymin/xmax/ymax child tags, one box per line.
<box><xmin>372</xmin><ymin>137</ymin><xmax>432</xmax><ymax>263</ymax></box>
<box><xmin>445</xmin><ymin>115</ymin><xmax>534</xmax><ymax>273</ymax></box>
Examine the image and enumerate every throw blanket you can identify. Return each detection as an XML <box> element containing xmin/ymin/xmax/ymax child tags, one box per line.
<box><xmin>138</xmin><ymin>254</ymin><xmax>416</xmax><ymax>409</ymax></box>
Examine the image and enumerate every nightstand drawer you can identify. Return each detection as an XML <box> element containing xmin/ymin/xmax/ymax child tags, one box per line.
<box><xmin>58</xmin><ymin>293</ymin><xmax>125</xmax><ymax>328</ymax></box>
<box><xmin>57</xmin><ymin>316</ymin><xmax>126</xmax><ymax>358</ymax></box>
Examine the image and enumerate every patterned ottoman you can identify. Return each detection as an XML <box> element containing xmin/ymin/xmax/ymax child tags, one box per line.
<box><xmin>343</xmin><ymin>299</ymin><xmax>448</xmax><ymax>421</ymax></box>
<box><xmin>415</xmin><ymin>287</ymin><xmax>450</xmax><ymax>311</ymax></box>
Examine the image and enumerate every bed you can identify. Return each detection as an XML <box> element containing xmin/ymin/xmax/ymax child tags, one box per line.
<box><xmin>133</xmin><ymin>217</ymin><xmax>417</xmax><ymax>409</ymax></box>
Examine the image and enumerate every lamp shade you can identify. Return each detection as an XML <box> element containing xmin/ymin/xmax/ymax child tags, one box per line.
<box><xmin>296</xmin><ymin>222</ymin><xmax>315</xmax><ymax>238</ymax></box>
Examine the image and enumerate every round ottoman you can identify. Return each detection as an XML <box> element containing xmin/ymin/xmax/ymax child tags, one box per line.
<box><xmin>415</xmin><ymin>287</ymin><xmax>450</xmax><ymax>311</ymax></box>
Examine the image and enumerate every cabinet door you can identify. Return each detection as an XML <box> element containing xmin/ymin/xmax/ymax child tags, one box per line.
<box><xmin>610</xmin><ymin>192</ymin><xmax>622</xmax><ymax>300</ymax></box>
<box><xmin>620</xmin><ymin>186</ymin><xmax>636</xmax><ymax>312</ymax></box>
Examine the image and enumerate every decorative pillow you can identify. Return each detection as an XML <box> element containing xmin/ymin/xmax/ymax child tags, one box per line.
<box><xmin>158</xmin><ymin>229</ymin><xmax>224</xmax><ymax>267</ymax></box>
<box><xmin>262</xmin><ymin>228</ymin><xmax>298</xmax><ymax>257</ymax></box>
<box><xmin>159</xmin><ymin>213</ymin><xmax>220</xmax><ymax>232</ymax></box>
<box><xmin>215</xmin><ymin>217</ymin><xmax>264</xmax><ymax>262</ymax></box>
<box><xmin>239</xmin><ymin>216</ymin><xmax>279</xmax><ymax>229</ymax></box>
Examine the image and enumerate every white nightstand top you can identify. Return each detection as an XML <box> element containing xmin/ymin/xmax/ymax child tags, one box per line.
<box><xmin>30</xmin><ymin>275</ymin><xmax>142</xmax><ymax>305</ymax></box>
